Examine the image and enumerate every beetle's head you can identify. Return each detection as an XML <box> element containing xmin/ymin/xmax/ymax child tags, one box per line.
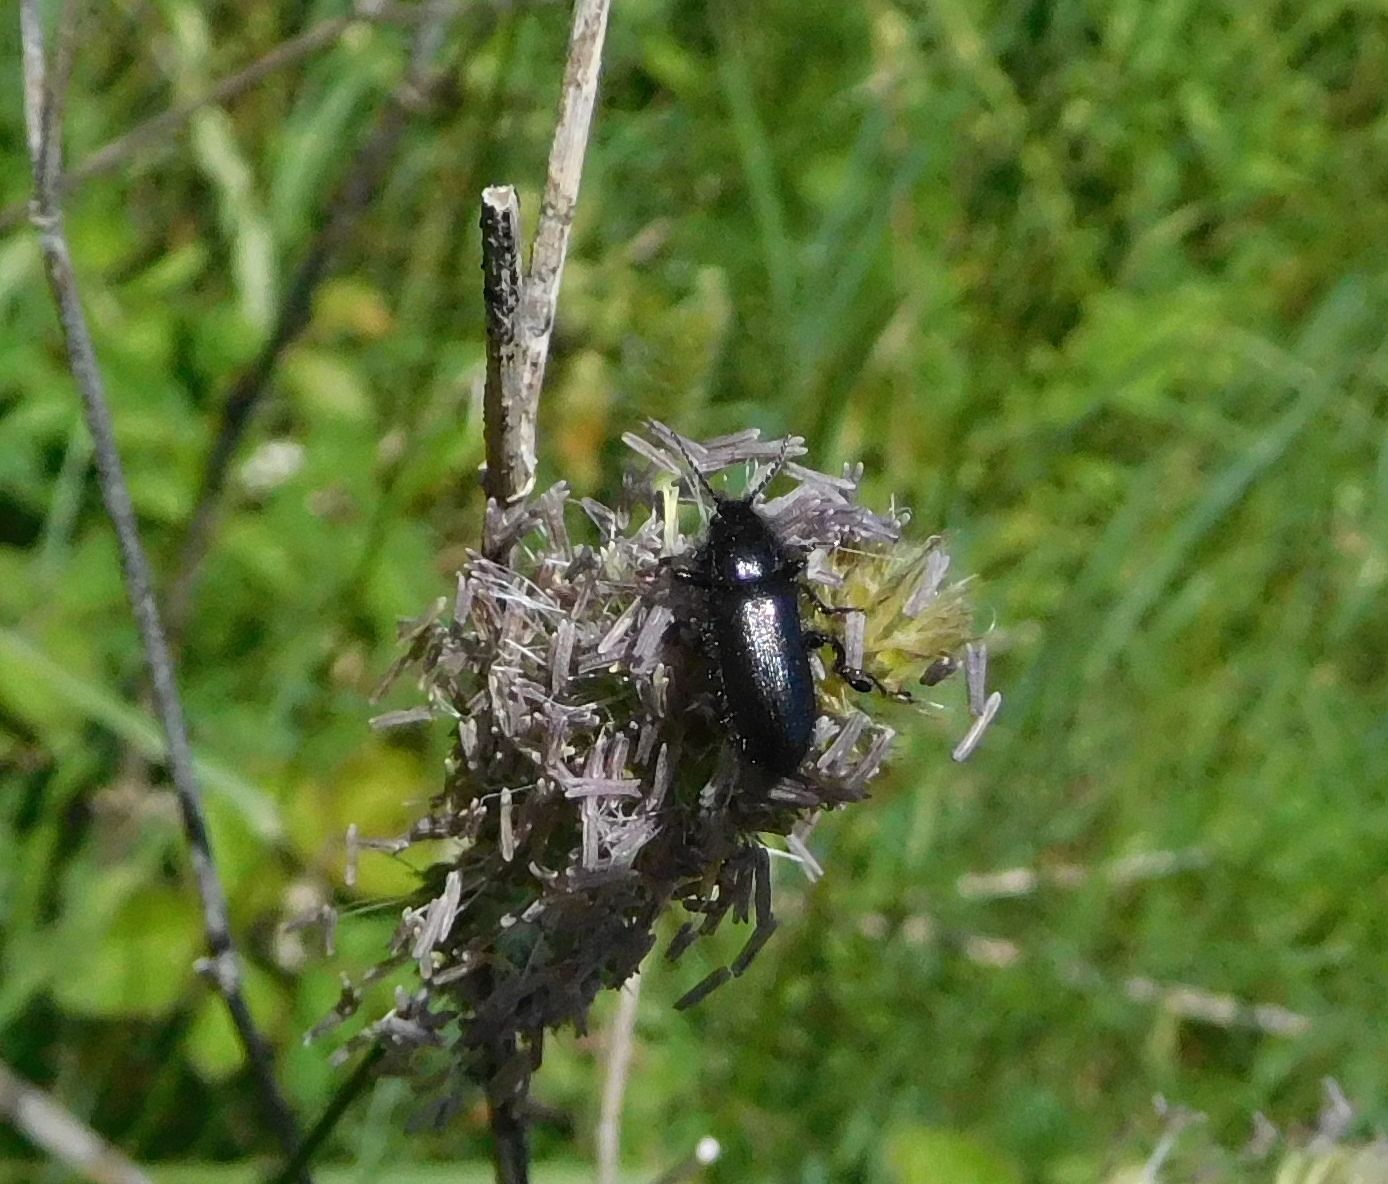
<box><xmin>706</xmin><ymin>498</ymin><xmax>784</xmax><ymax>584</ymax></box>
<box><xmin>664</xmin><ymin>426</ymin><xmax>792</xmax><ymax>512</ymax></box>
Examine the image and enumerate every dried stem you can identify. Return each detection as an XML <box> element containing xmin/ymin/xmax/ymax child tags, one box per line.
<box><xmin>650</xmin><ymin>1138</ymin><xmax>722</xmax><ymax>1184</ymax></box>
<box><xmin>480</xmin><ymin>184</ymin><xmax>525</xmax><ymax>514</ymax></box>
<box><xmin>1113</xmin><ymin>973</ymin><xmax>1310</xmax><ymax>1038</ymax></box>
<box><xmin>475</xmin><ymin>7</ymin><xmax>611</xmax><ymax>1168</ymax></box>
<box><xmin>519</xmin><ymin>0</ymin><xmax>611</xmax><ymax>401</ymax></box>
<box><xmin>484</xmin><ymin>1031</ymin><xmax>531</xmax><ymax>1184</ymax></box>
<box><xmin>1140</xmin><ymin>1099</ymin><xmax>1206</xmax><ymax>1184</ymax></box>
<box><xmin>264</xmin><ymin>1045</ymin><xmax>385</xmax><ymax>1184</ymax></box>
<box><xmin>480</xmin><ymin>0</ymin><xmax>612</xmax><ymax>508</ymax></box>
<box><xmin>0</xmin><ymin>1060</ymin><xmax>154</xmax><ymax>1184</ymax></box>
<box><xmin>166</xmin><ymin>0</ymin><xmax>459</xmax><ymax>639</ymax></box>
<box><xmin>18</xmin><ymin>1</ymin><xmax>306</xmax><ymax>1173</ymax></box>
<box><xmin>489</xmin><ymin>1095</ymin><xmax>531</xmax><ymax>1184</ymax></box>
<box><xmin>884</xmin><ymin>917</ymin><xmax>1312</xmax><ymax>1038</ymax></box>
<box><xmin>0</xmin><ymin>6</ymin><xmax>389</xmax><ymax>237</ymax></box>
<box><xmin>597</xmin><ymin>971</ymin><xmax>643</xmax><ymax>1184</ymax></box>
<box><xmin>956</xmin><ymin>847</ymin><xmax>1210</xmax><ymax>901</ymax></box>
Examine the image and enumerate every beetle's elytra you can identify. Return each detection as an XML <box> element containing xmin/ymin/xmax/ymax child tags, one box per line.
<box><xmin>665</xmin><ymin>436</ymin><xmax>897</xmax><ymax>781</ymax></box>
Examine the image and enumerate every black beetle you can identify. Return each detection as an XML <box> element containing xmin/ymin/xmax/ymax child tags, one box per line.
<box><xmin>664</xmin><ymin>436</ymin><xmax>903</xmax><ymax>781</ymax></box>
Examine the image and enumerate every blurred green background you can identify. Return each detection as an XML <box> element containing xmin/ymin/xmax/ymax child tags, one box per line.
<box><xmin>3</xmin><ymin>0</ymin><xmax>1388</xmax><ymax>1180</ymax></box>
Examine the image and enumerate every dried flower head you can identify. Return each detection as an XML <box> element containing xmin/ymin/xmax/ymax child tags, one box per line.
<box><xmin>312</xmin><ymin>424</ymin><xmax>995</xmax><ymax>1114</ymax></box>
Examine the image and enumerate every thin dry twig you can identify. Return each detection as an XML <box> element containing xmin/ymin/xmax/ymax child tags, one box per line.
<box><xmin>519</xmin><ymin>0</ymin><xmax>610</xmax><ymax>402</ymax></box>
<box><xmin>489</xmin><ymin>1097</ymin><xmax>531</xmax><ymax>1184</ymax></box>
<box><xmin>0</xmin><ymin>5</ymin><xmax>393</xmax><ymax>236</ymax></box>
<box><xmin>18</xmin><ymin>1</ymin><xmax>306</xmax><ymax>1173</ymax></box>
<box><xmin>1140</xmin><ymin>1097</ymin><xmax>1206</xmax><ymax>1184</ymax></box>
<box><xmin>480</xmin><ymin>183</ymin><xmax>525</xmax><ymax>514</ymax></box>
<box><xmin>264</xmin><ymin>1046</ymin><xmax>385</xmax><ymax>1184</ymax></box>
<box><xmin>167</xmin><ymin>0</ymin><xmax>460</xmax><ymax>638</ymax></box>
<box><xmin>876</xmin><ymin>915</ymin><xmax>1313</xmax><ymax>1039</ymax></box>
<box><xmin>480</xmin><ymin>0</ymin><xmax>612</xmax><ymax>507</ymax></box>
<box><xmin>0</xmin><ymin>1060</ymin><xmax>154</xmax><ymax>1184</ymax></box>
<box><xmin>1114</xmin><ymin>974</ymin><xmax>1311</xmax><ymax>1038</ymax></box>
<box><xmin>475</xmin><ymin>3</ymin><xmax>612</xmax><ymax>1172</ymax></box>
<box><xmin>597</xmin><ymin>971</ymin><xmax>643</xmax><ymax>1184</ymax></box>
<box><xmin>650</xmin><ymin>1138</ymin><xmax>722</xmax><ymax>1184</ymax></box>
<box><xmin>956</xmin><ymin>847</ymin><xmax>1210</xmax><ymax>901</ymax></box>
<box><xmin>485</xmin><ymin>1032</ymin><xmax>531</xmax><ymax>1184</ymax></box>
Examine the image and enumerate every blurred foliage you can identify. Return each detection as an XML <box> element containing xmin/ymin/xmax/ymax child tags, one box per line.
<box><xmin>2</xmin><ymin>0</ymin><xmax>1387</xmax><ymax>1181</ymax></box>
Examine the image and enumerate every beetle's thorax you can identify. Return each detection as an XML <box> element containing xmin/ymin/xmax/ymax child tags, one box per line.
<box><xmin>703</xmin><ymin>499</ymin><xmax>788</xmax><ymax>587</ymax></box>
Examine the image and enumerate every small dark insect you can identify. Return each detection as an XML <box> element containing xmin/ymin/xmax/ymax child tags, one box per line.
<box><xmin>919</xmin><ymin>654</ymin><xmax>961</xmax><ymax>686</ymax></box>
<box><xmin>664</xmin><ymin>434</ymin><xmax>901</xmax><ymax>781</ymax></box>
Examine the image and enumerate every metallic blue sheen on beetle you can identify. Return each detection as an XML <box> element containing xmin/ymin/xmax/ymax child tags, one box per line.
<box><xmin>666</xmin><ymin>437</ymin><xmax>897</xmax><ymax>781</ymax></box>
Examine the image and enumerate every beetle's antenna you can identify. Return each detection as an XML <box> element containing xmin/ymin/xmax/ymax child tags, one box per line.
<box><xmin>747</xmin><ymin>434</ymin><xmax>794</xmax><ymax>502</ymax></box>
<box><xmin>667</xmin><ymin>429</ymin><xmax>721</xmax><ymax>505</ymax></box>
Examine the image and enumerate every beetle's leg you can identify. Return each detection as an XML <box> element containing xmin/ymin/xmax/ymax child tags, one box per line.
<box><xmin>788</xmin><ymin>553</ymin><xmax>866</xmax><ymax>616</ymax></box>
<box><xmin>803</xmin><ymin>630</ymin><xmax>868</xmax><ymax>690</ymax></box>
<box><xmin>658</xmin><ymin>558</ymin><xmax>713</xmax><ymax>656</ymax></box>
<box><xmin>659</xmin><ymin>554</ymin><xmax>711</xmax><ymax>588</ymax></box>
<box><xmin>804</xmin><ymin>585</ymin><xmax>860</xmax><ymax>618</ymax></box>
<box><xmin>663</xmin><ymin>613</ymin><xmax>703</xmax><ymax>651</ymax></box>
<box><xmin>804</xmin><ymin>630</ymin><xmax>914</xmax><ymax>703</ymax></box>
